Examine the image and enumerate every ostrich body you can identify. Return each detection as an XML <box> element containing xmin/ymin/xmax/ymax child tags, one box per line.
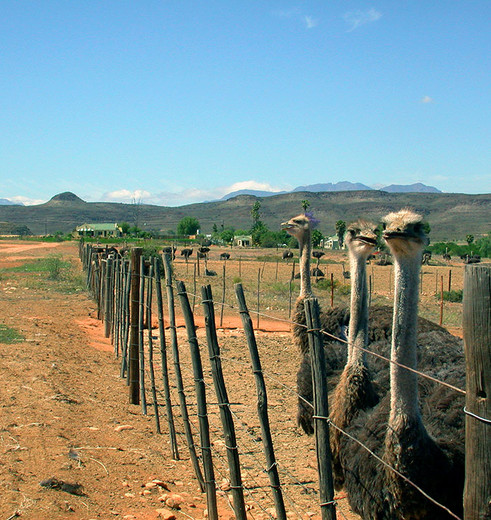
<box><xmin>341</xmin><ymin>262</ymin><xmax>350</xmax><ymax>280</ymax></box>
<box><xmin>341</xmin><ymin>210</ymin><xmax>464</xmax><ymax>519</ymax></box>
<box><xmin>281</xmin><ymin>214</ymin><xmax>348</xmax><ymax>434</ymax></box>
<box><xmin>220</xmin><ymin>252</ymin><xmax>231</xmax><ymax>260</ymax></box>
<box><xmin>329</xmin><ymin>221</ymin><xmax>379</xmax><ymax>488</ymax></box>
<box><xmin>282</xmin><ymin>250</ymin><xmax>294</xmax><ymax>261</ymax></box>
<box><xmin>163</xmin><ymin>246</ymin><xmax>176</xmax><ymax>260</ymax></box>
<box><xmin>181</xmin><ymin>248</ymin><xmax>193</xmax><ymax>261</ymax></box>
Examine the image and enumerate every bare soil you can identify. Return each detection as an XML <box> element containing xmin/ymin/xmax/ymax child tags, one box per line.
<box><xmin>0</xmin><ymin>240</ymin><xmax>468</xmax><ymax>520</ymax></box>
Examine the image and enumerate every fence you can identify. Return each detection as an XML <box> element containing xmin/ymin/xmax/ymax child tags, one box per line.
<box><xmin>79</xmin><ymin>242</ymin><xmax>490</xmax><ymax>520</ymax></box>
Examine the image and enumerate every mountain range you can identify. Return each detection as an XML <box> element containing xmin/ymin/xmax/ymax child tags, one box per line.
<box><xmin>220</xmin><ymin>182</ymin><xmax>441</xmax><ymax>200</ymax></box>
<box><xmin>0</xmin><ymin>189</ymin><xmax>489</xmax><ymax>242</ymax></box>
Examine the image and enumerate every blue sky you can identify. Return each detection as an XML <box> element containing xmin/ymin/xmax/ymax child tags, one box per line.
<box><xmin>1</xmin><ymin>1</ymin><xmax>490</xmax><ymax>206</ymax></box>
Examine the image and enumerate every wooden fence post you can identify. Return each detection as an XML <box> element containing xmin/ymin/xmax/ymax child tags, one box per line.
<box><xmin>463</xmin><ymin>265</ymin><xmax>491</xmax><ymax>520</ymax></box>
<box><xmin>146</xmin><ymin>263</ymin><xmax>161</xmax><ymax>433</ymax></box>
<box><xmin>177</xmin><ymin>281</ymin><xmax>218</xmax><ymax>520</ymax></box>
<box><xmin>256</xmin><ymin>267</ymin><xmax>261</xmax><ymax>329</ymax></box>
<box><xmin>305</xmin><ymin>298</ymin><xmax>336</xmax><ymax>520</ymax></box>
<box><xmin>138</xmin><ymin>258</ymin><xmax>147</xmax><ymax>414</ymax></box>
<box><xmin>202</xmin><ymin>285</ymin><xmax>247</xmax><ymax>520</ymax></box>
<box><xmin>235</xmin><ymin>283</ymin><xmax>287</xmax><ymax>520</ymax></box>
<box><xmin>440</xmin><ymin>275</ymin><xmax>444</xmax><ymax>326</ymax></box>
<box><xmin>104</xmin><ymin>257</ymin><xmax>113</xmax><ymax>338</ymax></box>
<box><xmin>162</xmin><ymin>253</ymin><xmax>205</xmax><ymax>491</ymax></box>
<box><xmin>220</xmin><ymin>264</ymin><xmax>226</xmax><ymax>328</ymax></box>
<box><xmin>154</xmin><ymin>257</ymin><xmax>179</xmax><ymax>459</ymax></box>
<box><xmin>330</xmin><ymin>273</ymin><xmax>334</xmax><ymax>308</ymax></box>
<box><xmin>128</xmin><ymin>248</ymin><xmax>142</xmax><ymax>405</ymax></box>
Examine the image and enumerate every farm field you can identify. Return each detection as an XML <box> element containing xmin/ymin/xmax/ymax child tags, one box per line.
<box><xmin>0</xmin><ymin>239</ymin><xmax>472</xmax><ymax>519</ymax></box>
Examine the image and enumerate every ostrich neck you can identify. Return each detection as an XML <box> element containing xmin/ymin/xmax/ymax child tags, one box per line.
<box><xmin>390</xmin><ymin>253</ymin><xmax>422</xmax><ymax>422</ymax></box>
<box><xmin>347</xmin><ymin>252</ymin><xmax>368</xmax><ymax>364</ymax></box>
<box><xmin>299</xmin><ymin>230</ymin><xmax>312</xmax><ymax>299</ymax></box>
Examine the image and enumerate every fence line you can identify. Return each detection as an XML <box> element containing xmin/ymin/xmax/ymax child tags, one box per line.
<box><xmin>79</xmin><ymin>244</ymin><xmax>472</xmax><ymax>520</ymax></box>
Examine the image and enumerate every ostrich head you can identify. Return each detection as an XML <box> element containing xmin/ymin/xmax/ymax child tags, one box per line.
<box><xmin>382</xmin><ymin>209</ymin><xmax>429</xmax><ymax>257</ymax></box>
<box><xmin>345</xmin><ymin>220</ymin><xmax>378</xmax><ymax>259</ymax></box>
<box><xmin>281</xmin><ymin>213</ymin><xmax>318</xmax><ymax>246</ymax></box>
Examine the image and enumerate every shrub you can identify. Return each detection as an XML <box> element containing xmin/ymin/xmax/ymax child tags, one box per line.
<box><xmin>441</xmin><ymin>290</ymin><xmax>463</xmax><ymax>303</ymax></box>
<box><xmin>0</xmin><ymin>324</ymin><xmax>24</xmax><ymax>344</ymax></box>
<box><xmin>232</xmin><ymin>276</ymin><xmax>242</xmax><ymax>284</ymax></box>
<box><xmin>45</xmin><ymin>255</ymin><xmax>66</xmax><ymax>280</ymax></box>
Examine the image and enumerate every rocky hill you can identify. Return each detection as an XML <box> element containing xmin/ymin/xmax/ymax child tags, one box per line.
<box><xmin>0</xmin><ymin>190</ymin><xmax>489</xmax><ymax>241</ymax></box>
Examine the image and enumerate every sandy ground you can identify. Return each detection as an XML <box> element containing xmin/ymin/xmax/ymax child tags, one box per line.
<box><xmin>0</xmin><ymin>239</ymin><xmax>469</xmax><ymax>520</ymax></box>
<box><xmin>0</xmin><ymin>240</ymin><xmax>362</xmax><ymax>520</ymax></box>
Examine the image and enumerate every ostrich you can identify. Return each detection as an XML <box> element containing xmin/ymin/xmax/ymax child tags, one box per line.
<box><xmin>181</xmin><ymin>248</ymin><xmax>193</xmax><ymax>262</ymax></box>
<box><xmin>220</xmin><ymin>252</ymin><xmax>231</xmax><ymax>260</ymax></box>
<box><xmin>312</xmin><ymin>250</ymin><xmax>325</xmax><ymax>278</ymax></box>
<box><xmin>281</xmin><ymin>213</ymin><xmax>348</xmax><ymax>434</ymax></box>
<box><xmin>282</xmin><ymin>250</ymin><xmax>294</xmax><ymax>262</ymax></box>
<box><xmin>329</xmin><ymin>221</ymin><xmax>379</xmax><ymax>488</ymax></box>
<box><xmin>341</xmin><ymin>262</ymin><xmax>350</xmax><ymax>281</ymax></box>
<box><xmin>340</xmin><ymin>209</ymin><xmax>464</xmax><ymax>519</ymax></box>
<box><xmin>163</xmin><ymin>246</ymin><xmax>177</xmax><ymax>260</ymax></box>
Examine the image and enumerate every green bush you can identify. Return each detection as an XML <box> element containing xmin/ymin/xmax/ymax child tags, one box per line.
<box><xmin>45</xmin><ymin>255</ymin><xmax>66</xmax><ymax>280</ymax></box>
<box><xmin>441</xmin><ymin>290</ymin><xmax>463</xmax><ymax>303</ymax></box>
<box><xmin>0</xmin><ymin>324</ymin><xmax>24</xmax><ymax>344</ymax></box>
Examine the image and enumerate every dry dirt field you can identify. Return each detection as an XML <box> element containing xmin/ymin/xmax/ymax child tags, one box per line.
<box><xmin>0</xmin><ymin>240</ymin><xmax>469</xmax><ymax>520</ymax></box>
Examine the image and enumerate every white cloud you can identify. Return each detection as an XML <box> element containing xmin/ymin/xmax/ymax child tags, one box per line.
<box><xmin>304</xmin><ymin>16</ymin><xmax>318</xmax><ymax>29</ymax></box>
<box><xmin>421</xmin><ymin>95</ymin><xmax>434</xmax><ymax>103</ymax></box>
<box><xmin>343</xmin><ymin>8</ymin><xmax>382</xmax><ymax>32</ymax></box>
<box><xmin>273</xmin><ymin>8</ymin><xmax>318</xmax><ymax>29</ymax></box>
<box><xmin>9</xmin><ymin>195</ymin><xmax>47</xmax><ymax>206</ymax></box>
<box><xmin>104</xmin><ymin>189</ymin><xmax>151</xmax><ymax>202</ymax></box>
<box><xmin>99</xmin><ymin>181</ymin><xmax>287</xmax><ymax>207</ymax></box>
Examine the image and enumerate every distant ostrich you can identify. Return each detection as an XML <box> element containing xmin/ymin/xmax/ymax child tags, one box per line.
<box><xmin>220</xmin><ymin>252</ymin><xmax>231</xmax><ymax>260</ymax></box>
<box><xmin>442</xmin><ymin>252</ymin><xmax>451</xmax><ymax>262</ymax></box>
<box><xmin>181</xmin><ymin>248</ymin><xmax>193</xmax><ymax>262</ymax></box>
<box><xmin>312</xmin><ymin>250</ymin><xmax>325</xmax><ymax>278</ymax></box>
<box><xmin>422</xmin><ymin>251</ymin><xmax>431</xmax><ymax>265</ymax></box>
<box><xmin>329</xmin><ymin>221</ymin><xmax>379</xmax><ymax>488</ymax></box>
<box><xmin>282</xmin><ymin>250</ymin><xmax>294</xmax><ymax>262</ymax></box>
<box><xmin>281</xmin><ymin>213</ymin><xmax>348</xmax><ymax>434</ymax></box>
<box><xmin>340</xmin><ymin>210</ymin><xmax>465</xmax><ymax>519</ymax></box>
<box><xmin>341</xmin><ymin>262</ymin><xmax>350</xmax><ymax>281</ymax></box>
<box><xmin>162</xmin><ymin>246</ymin><xmax>176</xmax><ymax>260</ymax></box>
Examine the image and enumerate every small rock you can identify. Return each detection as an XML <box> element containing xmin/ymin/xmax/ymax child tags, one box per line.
<box><xmin>156</xmin><ymin>509</ymin><xmax>176</xmax><ymax>520</ymax></box>
<box><xmin>152</xmin><ymin>479</ymin><xmax>170</xmax><ymax>490</ymax></box>
<box><xmin>144</xmin><ymin>481</ymin><xmax>158</xmax><ymax>488</ymax></box>
<box><xmin>114</xmin><ymin>424</ymin><xmax>134</xmax><ymax>432</ymax></box>
<box><xmin>124</xmin><ymin>492</ymin><xmax>135</xmax><ymax>498</ymax></box>
<box><xmin>165</xmin><ymin>493</ymin><xmax>183</xmax><ymax>509</ymax></box>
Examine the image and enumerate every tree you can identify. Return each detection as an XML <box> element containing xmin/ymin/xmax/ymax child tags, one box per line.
<box><xmin>212</xmin><ymin>223</ymin><xmax>218</xmax><ymax>234</ymax></box>
<box><xmin>220</xmin><ymin>228</ymin><xmax>235</xmax><ymax>244</ymax></box>
<box><xmin>335</xmin><ymin>220</ymin><xmax>347</xmax><ymax>248</ymax></box>
<box><xmin>301</xmin><ymin>200</ymin><xmax>310</xmax><ymax>213</ymax></box>
<box><xmin>251</xmin><ymin>201</ymin><xmax>261</xmax><ymax>227</ymax></box>
<box><xmin>119</xmin><ymin>222</ymin><xmax>130</xmax><ymax>235</ymax></box>
<box><xmin>466</xmin><ymin>234</ymin><xmax>474</xmax><ymax>246</ymax></box>
<box><xmin>312</xmin><ymin>229</ymin><xmax>323</xmax><ymax>248</ymax></box>
<box><xmin>177</xmin><ymin>217</ymin><xmax>200</xmax><ymax>235</ymax></box>
<box><xmin>11</xmin><ymin>225</ymin><xmax>32</xmax><ymax>236</ymax></box>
